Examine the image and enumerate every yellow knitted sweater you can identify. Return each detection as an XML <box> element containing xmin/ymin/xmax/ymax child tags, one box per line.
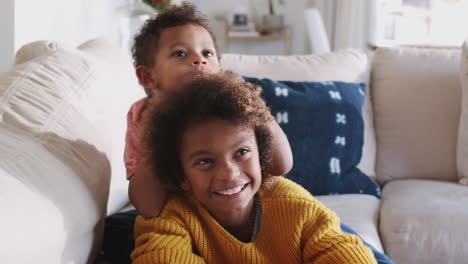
<box><xmin>132</xmin><ymin>178</ymin><xmax>376</xmax><ymax>264</ymax></box>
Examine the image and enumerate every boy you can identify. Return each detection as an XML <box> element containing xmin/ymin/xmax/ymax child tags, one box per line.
<box><xmin>131</xmin><ymin>73</ymin><xmax>377</xmax><ymax>263</ymax></box>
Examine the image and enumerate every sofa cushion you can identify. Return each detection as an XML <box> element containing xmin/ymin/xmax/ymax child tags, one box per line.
<box><xmin>0</xmin><ymin>41</ymin><xmax>108</xmax><ymax>264</ymax></box>
<box><xmin>9</xmin><ymin>38</ymin><xmax>144</xmax><ymax>214</ymax></box>
<box><xmin>0</xmin><ymin>39</ymin><xmax>143</xmax><ymax>264</ymax></box>
<box><xmin>76</xmin><ymin>39</ymin><xmax>146</xmax><ymax>214</ymax></box>
<box><xmin>379</xmin><ymin>179</ymin><xmax>468</xmax><ymax>264</ymax></box>
<box><xmin>458</xmin><ymin>38</ymin><xmax>468</xmax><ymax>185</ymax></box>
<box><xmin>371</xmin><ymin>47</ymin><xmax>462</xmax><ymax>184</ymax></box>
<box><xmin>220</xmin><ymin>50</ymin><xmax>377</xmax><ymax>180</ymax></box>
<box><xmin>316</xmin><ymin>194</ymin><xmax>383</xmax><ymax>253</ymax></box>
<box><xmin>0</xmin><ymin>124</ymin><xmax>107</xmax><ymax>263</ymax></box>
<box><xmin>244</xmin><ymin>77</ymin><xmax>380</xmax><ymax>198</ymax></box>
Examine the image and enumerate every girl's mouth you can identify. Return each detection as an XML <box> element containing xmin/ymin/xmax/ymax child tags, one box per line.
<box><xmin>213</xmin><ymin>183</ymin><xmax>249</xmax><ymax>197</ymax></box>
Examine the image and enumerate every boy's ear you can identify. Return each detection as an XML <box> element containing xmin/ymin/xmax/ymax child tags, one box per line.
<box><xmin>136</xmin><ymin>65</ymin><xmax>157</xmax><ymax>90</ymax></box>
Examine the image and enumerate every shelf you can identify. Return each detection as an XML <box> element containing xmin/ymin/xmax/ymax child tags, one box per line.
<box><xmin>222</xmin><ymin>23</ymin><xmax>292</xmax><ymax>55</ymax></box>
<box><xmin>223</xmin><ymin>35</ymin><xmax>288</xmax><ymax>40</ymax></box>
<box><xmin>255</xmin><ymin>24</ymin><xmax>288</xmax><ymax>31</ymax></box>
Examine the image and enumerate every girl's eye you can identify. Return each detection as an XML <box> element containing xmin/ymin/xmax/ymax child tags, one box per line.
<box><xmin>236</xmin><ymin>148</ymin><xmax>250</xmax><ymax>156</ymax></box>
<box><xmin>203</xmin><ymin>50</ymin><xmax>214</xmax><ymax>57</ymax></box>
<box><xmin>174</xmin><ymin>50</ymin><xmax>187</xmax><ymax>57</ymax></box>
<box><xmin>194</xmin><ymin>158</ymin><xmax>212</xmax><ymax>167</ymax></box>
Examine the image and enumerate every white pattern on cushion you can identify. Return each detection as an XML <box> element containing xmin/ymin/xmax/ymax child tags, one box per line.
<box><xmin>458</xmin><ymin>38</ymin><xmax>468</xmax><ymax>185</ymax></box>
<box><xmin>220</xmin><ymin>50</ymin><xmax>376</xmax><ymax>179</ymax></box>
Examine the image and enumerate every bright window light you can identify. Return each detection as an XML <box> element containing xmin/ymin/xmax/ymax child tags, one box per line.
<box><xmin>376</xmin><ymin>0</ymin><xmax>468</xmax><ymax>47</ymax></box>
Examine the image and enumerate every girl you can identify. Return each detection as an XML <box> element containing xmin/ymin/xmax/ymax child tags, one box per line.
<box><xmin>131</xmin><ymin>73</ymin><xmax>376</xmax><ymax>264</ymax></box>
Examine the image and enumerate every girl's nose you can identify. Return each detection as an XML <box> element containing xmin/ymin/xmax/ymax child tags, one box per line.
<box><xmin>218</xmin><ymin>161</ymin><xmax>240</xmax><ymax>180</ymax></box>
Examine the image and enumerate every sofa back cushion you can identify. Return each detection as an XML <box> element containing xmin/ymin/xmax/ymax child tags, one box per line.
<box><xmin>371</xmin><ymin>47</ymin><xmax>462</xmax><ymax>184</ymax></box>
<box><xmin>458</xmin><ymin>38</ymin><xmax>468</xmax><ymax>185</ymax></box>
<box><xmin>0</xmin><ymin>39</ymin><xmax>143</xmax><ymax>264</ymax></box>
<box><xmin>220</xmin><ymin>50</ymin><xmax>376</xmax><ymax>180</ymax></box>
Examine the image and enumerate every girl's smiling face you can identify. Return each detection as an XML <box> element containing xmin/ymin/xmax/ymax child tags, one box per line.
<box><xmin>180</xmin><ymin>119</ymin><xmax>262</xmax><ymax>224</ymax></box>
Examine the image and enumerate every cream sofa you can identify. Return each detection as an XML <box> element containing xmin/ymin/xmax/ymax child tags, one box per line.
<box><xmin>1</xmin><ymin>38</ymin><xmax>467</xmax><ymax>264</ymax></box>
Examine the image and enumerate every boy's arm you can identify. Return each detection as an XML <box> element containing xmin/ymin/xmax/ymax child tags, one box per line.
<box><xmin>132</xmin><ymin>216</ymin><xmax>206</xmax><ymax>264</ymax></box>
<box><xmin>267</xmin><ymin>119</ymin><xmax>293</xmax><ymax>176</ymax></box>
<box><xmin>129</xmin><ymin>156</ymin><xmax>166</xmax><ymax>218</ymax></box>
<box><xmin>125</xmin><ymin>100</ymin><xmax>167</xmax><ymax>218</ymax></box>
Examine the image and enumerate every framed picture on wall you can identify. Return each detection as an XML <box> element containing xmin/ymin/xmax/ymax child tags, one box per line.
<box><xmin>252</xmin><ymin>0</ymin><xmax>285</xmax><ymax>16</ymax></box>
<box><xmin>233</xmin><ymin>13</ymin><xmax>249</xmax><ymax>25</ymax></box>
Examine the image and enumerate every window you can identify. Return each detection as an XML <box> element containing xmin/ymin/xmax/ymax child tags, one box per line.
<box><xmin>374</xmin><ymin>0</ymin><xmax>468</xmax><ymax>47</ymax></box>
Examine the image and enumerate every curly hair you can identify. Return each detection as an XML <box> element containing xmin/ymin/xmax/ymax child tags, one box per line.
<box><xmin>144</xmin><ymin>73</ymin><xmax>274</xmax><ymax>193</ymax></box>
<box><xmin>132</xmin><ymin>1</ymin><xmax>220</xmax><ymax>68</ymax></box>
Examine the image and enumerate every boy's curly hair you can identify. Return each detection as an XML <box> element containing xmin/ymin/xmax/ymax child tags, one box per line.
<box><xmin>144</xmin><ymin>73</ymin><xmax>274</xmax><ymax>193</ymax></box>
<box><xmin>132</xmin><ymin>1</ymin><xmax>220</xmax><ymax>67</ymax></box>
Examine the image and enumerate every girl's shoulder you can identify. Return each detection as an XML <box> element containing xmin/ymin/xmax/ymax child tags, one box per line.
<box><xmin>158</xmin><ymin>192</ymin><xmax>206</xmax><ymax>222</ymax></box>
<box><xmin>259</xmin><ymin>178</ymin><xmax>336</xmax><ymax>222</ymax></box>
<box><xmin>260</xmin><ymin>177</ymin><xmax>315</xmax><ymax>201</ymax></box>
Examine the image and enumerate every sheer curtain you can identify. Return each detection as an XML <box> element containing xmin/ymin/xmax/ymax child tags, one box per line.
<box><xmin>308</xmin><ymin>0</ymin><xmax>372</xmax><ymax>51</ymax></box>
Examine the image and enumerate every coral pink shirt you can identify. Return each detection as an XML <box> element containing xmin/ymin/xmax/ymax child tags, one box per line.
<box><xmin>124</xmin><ymin>97</ymin><xmax>149</xmax><ymax>180</ymax></box>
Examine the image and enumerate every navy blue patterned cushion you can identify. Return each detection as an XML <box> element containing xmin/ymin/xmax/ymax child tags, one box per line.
<box><xmin>244</xmin><ymin>77</ymin><xmax>381</xmax><ymax>198</ymax></box>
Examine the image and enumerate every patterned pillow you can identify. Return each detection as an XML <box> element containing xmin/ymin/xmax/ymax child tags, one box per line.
<box><xmin>244</xmin><ymin>77</ymin><xmax>381</xmax><ymax>198</ymax></box>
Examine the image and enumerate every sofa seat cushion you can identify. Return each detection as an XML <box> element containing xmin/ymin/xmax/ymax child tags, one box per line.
<box><xmin>316</xmin><ymin>194</ymin><xmax>383</xmax><ymax>253</ymax></box>
<box><xmin>380</xmin><ymin>179</ymin><xmax>468</xmax><ymax>264</ymax></box>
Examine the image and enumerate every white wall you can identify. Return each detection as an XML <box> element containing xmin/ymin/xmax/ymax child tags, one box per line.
<box><xmin>0</xmin><ymin>0</ymin><xmax>313</xmax><ymax>72</ymax></box>
<box><xmin>0</xmin><ymin>0</ymin><xmax>125</xmax><ymax>72</ymax></box>
<box><xmin>0</xmin><ymin>0</ymin><xmax>15</xmax><ymax>72</ymax></box>
<box><xmin>194</xmin><ymin>0</ymin><xmax>309</xmax><ymax>55</ymax></box>
<box><xmin>14</xmin><ymin>0</ymin><xmax>121</xmax><ymax>50</ymax></box>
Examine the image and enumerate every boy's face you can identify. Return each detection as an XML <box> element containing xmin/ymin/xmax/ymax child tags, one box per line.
<box><xmin>139</xmin><ymin>23</ymin><xmax>222</xmax><ymax>93</ymax></box>
<box><xmin>180</xmin><ymin>119</ymin><xmax>262</xmax><ymax>224</ymax></box>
